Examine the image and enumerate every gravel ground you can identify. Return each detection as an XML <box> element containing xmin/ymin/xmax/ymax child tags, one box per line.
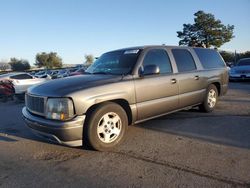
<box><xmin>0</xmin><ymin>82</ymin><xmax>250</xmax><ymax>188</ymax></box>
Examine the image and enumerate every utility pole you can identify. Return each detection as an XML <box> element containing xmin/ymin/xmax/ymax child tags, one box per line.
<box><xmin>234</xmin><ymin>50</ymin><xmax>237</xmax><ymax>65</ymax></box>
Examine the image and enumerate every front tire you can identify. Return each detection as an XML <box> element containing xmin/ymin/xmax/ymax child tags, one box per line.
<box><xmin>84</xmin><ymin>102</ymin><xmax>128</xmax><ymax>151</ymax></box>
<box><xmin>199</xmin><ymin>84</ymin><xmax>218</xmax><ymax>113</ymax></box>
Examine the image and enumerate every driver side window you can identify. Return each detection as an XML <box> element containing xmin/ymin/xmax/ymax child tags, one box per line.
<box><xmin>142</xmin><ymin>49</ymin><xmax>172</xmax><ymax>74</ymax></box>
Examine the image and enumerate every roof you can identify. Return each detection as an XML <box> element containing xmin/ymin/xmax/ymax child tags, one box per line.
<box><xmin>109</xmin><ymin>45</ymin><xmax>209</xmax><ymax>52</ymax></box>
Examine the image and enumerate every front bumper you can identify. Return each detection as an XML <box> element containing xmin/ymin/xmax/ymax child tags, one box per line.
<box><xmin>22</xmin><ymin>107</ymin><xmax>85</xmax><ymax>147</ymax></box>
<box><xmin>229</xmin><ymin>73</ymin><xmax>250</xmax><ymax>81</ymax></box>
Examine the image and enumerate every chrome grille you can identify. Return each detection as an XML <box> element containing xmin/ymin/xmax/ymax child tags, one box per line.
<box><xmin>26</xmin><ymin>94</ymin><xmax>45</xmax><ymax>115</ymax></box>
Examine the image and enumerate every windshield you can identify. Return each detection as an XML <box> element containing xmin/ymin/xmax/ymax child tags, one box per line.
<box><xmin>237</xmin><ymin>59</ymin><xmax>250</xmax><ymax>66</ymax></box>
<box><xmin>86</xmin><ymin>49</ymin><xmax>141</xmax><ymax>75</ymax></box>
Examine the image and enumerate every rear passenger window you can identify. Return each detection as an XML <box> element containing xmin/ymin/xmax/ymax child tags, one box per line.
<box><xmin>143</xmin><ymin>49</ymin><xmax>172</xmax><ymax>74</ymax></box>
<box><xmin>172</xmin><ymin>49</ymin><xmax>196</xmax><ymax>72</ymax></box>
<box><xmin>194</xmin><ymin>48</ymin><xmax>225</xmax><ymax>69</ymax></box>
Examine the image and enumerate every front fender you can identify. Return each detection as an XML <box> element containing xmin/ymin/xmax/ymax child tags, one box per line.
<box><xmin>70</xmin><ymin>81</ymin><xmax>136</xmax><ymax>115</ymax></box>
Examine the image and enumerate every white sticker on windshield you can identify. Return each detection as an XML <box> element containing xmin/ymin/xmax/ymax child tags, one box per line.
<box><xmin>124</xmin><ymin>49</ymin><xmax>139</xmax><ymax>54</ymax></box>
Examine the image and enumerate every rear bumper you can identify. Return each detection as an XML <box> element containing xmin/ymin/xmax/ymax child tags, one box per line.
<box><xmin>14</xmin><ymin>85</ymin><xmax>27</xmax><ymax>94</ymax></box>
<box><xmin>22</xmin><ymin>107</ymin><xmax>85</xmax><ymax>147</ymax></box>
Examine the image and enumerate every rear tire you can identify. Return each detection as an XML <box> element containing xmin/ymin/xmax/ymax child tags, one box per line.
<box><xmin>199</xmin><ymin>84</ymin><xmax>218</xmax><ymax>113</ymax></box>
<box><xmin>84</xmin><ymin>102</ymin><xmax>128</xmax><ymax>151</ymax></box>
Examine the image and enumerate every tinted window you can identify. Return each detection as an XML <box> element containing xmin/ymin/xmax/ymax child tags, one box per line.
<box><xmin>10</xmin><ymin>74</ymin><xmax>33</xmax><ymax>79</ymax></box>
<box><xmin>194</xmin><ymin>48</ymin><xmax>225</xmax><ymax>69</ymax></box>
<box><xmin>172</xmin><ymin>49</ymin><xmax>196</xmax><ymax>72</ymax></box>
<box><xmin>237</xmin><ymin>59</ymin><xmax>250</xmax><ymax>66</ymax></box>
<box><xmin>143</xmin><ymin>49</ymin><xmax>172</xmax><ymax>74</ymax></box>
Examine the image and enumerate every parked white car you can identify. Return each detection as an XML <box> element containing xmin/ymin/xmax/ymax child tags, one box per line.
<box><xmin>0</xmin><ymin>72</ymin><xmax>51</xmax><ymax>95</ymax></box>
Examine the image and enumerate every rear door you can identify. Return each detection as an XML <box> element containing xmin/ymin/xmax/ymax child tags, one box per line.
<box><xmin>134</xmin><ymin>48</ymin><xmax>179</xmax><ymax>121</ymax></box>
<box><xmin>171</xmin><ymin>48</ymin><xmax>206</xmax><ymax>108</ymax></box>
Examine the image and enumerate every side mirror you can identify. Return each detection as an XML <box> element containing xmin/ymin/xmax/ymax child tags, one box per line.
<box><xmin>141</xmin><ymin>64</ymin><xmax>160</xmax><ymax>76</ymax></box>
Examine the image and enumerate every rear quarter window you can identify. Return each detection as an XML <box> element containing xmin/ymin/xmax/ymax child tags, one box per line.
<box><xmin>194</xmin><ymin>48</ymin><xmax>225</xmax><ymax>69</ymax></box>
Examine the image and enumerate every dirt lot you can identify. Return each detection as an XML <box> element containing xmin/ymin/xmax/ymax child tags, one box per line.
<box><xmin>0</xmin><ymin>82</ymin><xmax>250</xmax><ymax>188</ymax></box>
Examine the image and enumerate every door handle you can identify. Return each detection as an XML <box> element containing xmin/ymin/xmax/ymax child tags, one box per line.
<box><xmin>171</xmin><ymin>78</ymin><xmax>177</xmax><ymax>84</ymax></box>
<box><xmin>194</xmin><ymin>75</ymin><xmax>199</xmax><ymax>80</ymax></box>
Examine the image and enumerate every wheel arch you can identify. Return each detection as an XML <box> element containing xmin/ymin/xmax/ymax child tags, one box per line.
<box><xmin>210</xmin><ymin>82</ymin><xmax>221</xmax><ymax>96</ymax></box>
<box><xmin>85</xmin><ymin>99</ymin><xmax>133</xmax><ymax>126</ymax></box>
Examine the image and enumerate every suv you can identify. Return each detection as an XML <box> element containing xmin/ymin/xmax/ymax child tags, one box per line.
<box><xmin>22</xmin><ymin>46</ymin><xmax>229</xmax><ymax>151</ymax></box>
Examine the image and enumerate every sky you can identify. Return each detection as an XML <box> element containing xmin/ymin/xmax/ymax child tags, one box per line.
<box><xmin>0</xmin><ymin>0</ymin><xmax>250</xmax><ymax>65</ymax></box>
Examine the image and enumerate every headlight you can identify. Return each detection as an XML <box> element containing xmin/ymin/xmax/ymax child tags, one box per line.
<box><xmin>45</xmin><ymin>98</ymin><xmax>74</xmax><ymax>120</ymax></box>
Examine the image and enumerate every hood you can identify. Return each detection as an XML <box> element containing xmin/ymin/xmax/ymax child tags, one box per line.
<box><xmin>231</xmin><ymin>65</ymin><xmax>250</xmax><ymax>71</ymax></box>
<box><xmin>28</xmin><ymin>74</ymin><xmax>122</xmax><ymax>97</ymax></box>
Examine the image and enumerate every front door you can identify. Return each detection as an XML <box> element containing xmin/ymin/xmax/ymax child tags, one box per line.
<box><xmin>134</xmin><ymin>49</ymin><xmax>178</xmax><ymax>121</ymax></box>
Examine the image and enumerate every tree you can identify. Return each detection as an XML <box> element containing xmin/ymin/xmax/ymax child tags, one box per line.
<box><xmin>0</xmin><ymin>61</ymin><xmax>11</xmax><ymax>71</ymax></box>
<box><xmin>84</xmin><ymin>54</ymin><xmax>94</xmax><ymax>66</ymax></box>
<box><xmin>177</xmin><ymin>10</ymin><xmax>234</xmax><ymax>48</ymax></box>
<box><xmin>219</xmin><ymin>51</ymin><xmax>235</xmax><ymax>62</ymax></box>
<box><xmin>35</xmin><ymin>52</ymin><xmax>63</xmax><ymax>68</ymax></box>
<box><xmin>240</xmin><ymin>51</ymin><xmax>250</xmax><ymax>59</ymax></box>
<box><xmin>9</xmin><ymin>58</ymin><xmax>30</xmax><ymax>71</ymax></box>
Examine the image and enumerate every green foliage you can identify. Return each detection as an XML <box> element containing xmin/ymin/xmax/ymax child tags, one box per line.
<box><xmin>239</xmin><ymin>51</ymin><xmax>250</xmax><ymax>59</ymax></box>
<box><xmin>9</xmin><ymin>58</ymin><xmax>30</xmax><ymax>71</ymax></box>
<box><xmin>35</xmin><ymin>52</ymin><xmax>63</xmax><ymax>68</ymax></box>
<box><xmin>84</xmin><ymin>54</ymin><xmax>94</xmax><ymax>66</ymax></box>
<box><xmin>0</xmin><ymin>61</ymin><xmax>11</xmax><ymax>71</ymax></box>
<box><xmin>219</xmin><ymin>51</ymin><xmax>250</xmax><ymax>65</ymax></box>
<box><xmin>219</xmin><ymin>51</ymin><xmax>235</xmax><ymax>62</ymax></box>
<box><xmin>177</xmin><ymin>10</ymin><xmax>234</xmax><ymax>48</ymax></box>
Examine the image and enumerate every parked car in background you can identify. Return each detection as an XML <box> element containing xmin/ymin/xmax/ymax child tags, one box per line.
<box><xmin>69</xmin><ymin>67</ymin><xmax>85</xmax><ymax>76</ymax></box>
<box><xmin>69</xmin><ymin>68</ymin><xmax>78</xmax><ymax>73</ymax></box>
<box><xmin>229</xmin><ymin>58</ymin><xmax>250</xmax><ymax>81</ymax></box>
<box><xmin>0</xmin><ymin>80</ymin><xmax>15</xmax><ymax>102</ymax></box>
<box><xmin>35</xmin><ymin>71</ymin><xmax>46</xmax><ymax>78</ymax></box>
<box><xmin>46</xmin><ymin>70</ymin><xmax>59</xmax><ymax>78</ymax></box>
<box><xmin>0</xmin><ymin>72</ymin><xmax>51</xmax><ymax>99</ymax></box>
<box><xmin>54</xmin><ymin>69</ymin><xmax>70</xmax><ymax>79</ymax></box>
<box><xmin>35</xmin><ymin>70</ymin><xmax>53</xmax><ymax>78</ymax></box>
<box><xmin>29</xmin><ymin>71</ymin><xmax>37</xmax><ymax>76</ymax></box>
<box><xmin>23</xmin><ymin>45</ymin><xmax>228</xmax><ymax>151</ymax></box>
